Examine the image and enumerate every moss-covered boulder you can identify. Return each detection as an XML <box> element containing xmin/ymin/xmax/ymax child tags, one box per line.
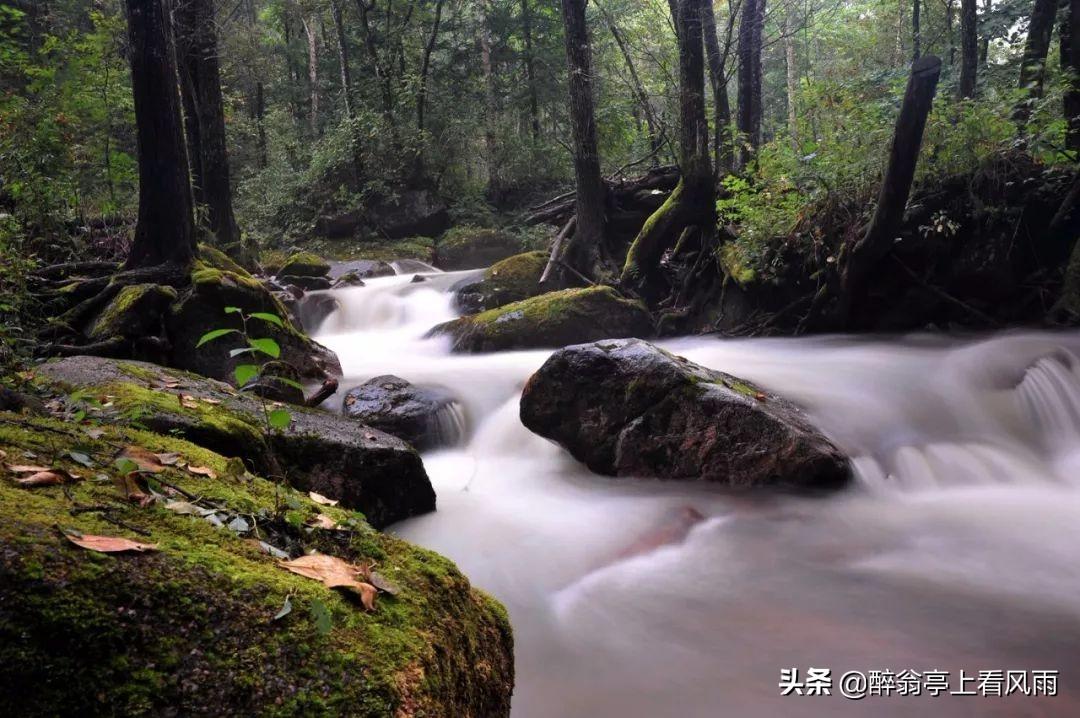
<box><xmin>520</xmin><ymin>338</ymin><xmax>851</xmax><ymax>488</ymax></box>
<box><xmin>277</xmin><ymin>251</ymin><xmax>331</xmax><ymax>279</ymax></box>
<box><xmin>429</xmin><ymin>286</ymin><xmax>655</xmax><ymax>353</ymax></box>
<box><xmin>37</xmin><ymin>356</ymin><xmax>433</xmax><ymax>529</ymax></box>
<box><xmin>86</xmin><ymin>284</ymin><xmax>178</xmax><ymax>341</ymax></box>
<box><xmin>453</xmin><ymin>251</ymin><xmax>583</xmax><ymax>314</ymax></box>
<box><xmin>436</xmin><ymin>227</ymin><xmax>544</xmax><ymax>271</ymax></box>
<box><xmin>0</xmin><ymin>413</ymin><xmax>513</xmax><ymax>717</ymax></box>
<box><xmin>167</xmin><ymin>247</ymin><xmax>340</xmax><ymax>385</ymax></box>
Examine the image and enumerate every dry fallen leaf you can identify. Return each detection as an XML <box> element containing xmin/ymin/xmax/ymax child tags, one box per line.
<box><xmin>278</xmin><ymin>554</ymin><xmax>378</xmax><ymax>611</ymax></box>
<box><xmin>118</xmin><ymin>446</ymin><xmax>164</xmax><ymax>473</ymax></box>
<box><xmin>308</xmin><ymin>491</ymin><xmax>339</xmax><ymax>506</ymax></box>
<box><xmin>84</xmin><ymin>427</ymin><xmax>106</xmax><ymax>440</ymax></box>
<box><xmin>187</xmin><ymin>465</ymin><xmax>217</xmax><ymax>479</ymax></box>
<box><xmin>64</xmin><ymin>533</ymin><xmax>158</xmax><ymax>553</ymax></box>
<box><xmin>154</xmin><ymin>452</ymin><xmax>180</xmax><ymax>466</ymax></box>
<box><xmin>368</xmin><ymin>571</ymin><xmax>400</xmax><ymax>597</ymax></box>
<box><xmin>201</xmin><ymin>397</ymin><xmax>222</xmax><ymax>405</ymax></box>
<box><xmin>308</xmin><ymin>513</ymin><xmax>340</xmax><ymax>530</ymax></box>
<box><xmin>6</xmin><ymin>464</ymin><xmax>53</xmax><ymax>474</ymax></box>
<box><xmin>16</xmin><ymin>470</ymin><xmax>69</xmax><ymax>487</ymax></box>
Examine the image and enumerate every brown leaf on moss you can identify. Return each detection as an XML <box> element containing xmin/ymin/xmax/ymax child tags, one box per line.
<box><xmin>187</xmin><ymin>465</ymin><xmax>217</xmax><ymax>479</ymax></box>
<box><xmin>118</xmin><ymin>446</ymin><xmax>164</xmax><ymax>473</ymax></box>
<box><xmin>308</xmin><ymin>491</ymin><xmax>339</xmax><ymax>506</ymax></box>
<box><xmin>64</xmin><ymin>533</ymin><xmax>158</xmax><ymax>553</ymax></box>
<box><xmin>155</xmin><ymin>452</ymin><xmax>180</xmax><ymax>466</ymax></box>
<box><xmin>6</xmin><ymin>464</ymin><xmax>53</xmax><ymax>474</ymax></box>
<box><xmin>278</xmin><ymin>554</ymin><xmax>378</xmax><ymax>611</ymax></box>
<box><xmin>16</xmin><ymin>470</ymin><xmax>69</xmax><ymax>487</ymax></box>
<box><xmin>308</xmin><ymin>514</ymin><xmax>340</xmax><ymax>530</ymax></box>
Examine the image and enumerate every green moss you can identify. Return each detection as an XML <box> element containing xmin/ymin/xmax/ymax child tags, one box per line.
<box><xmin>719</xmin><ymin>242</ymin><xmax>758</xmax><ymax>287</ymax></box>
<box><xmin>198</xmin><ymin>243</ymin><xmax>252</xmax><ymax>278</ymax></box>
<box><xmin>0</xmin><ymin>412</ymin><xmax>513</xmax><ymax>716</ymax></box>
<box><xmin>279</xmin><ymin>251</ymin><xmax>331</xmax><ymax>278</ymax></box>
<box><xmin>86</xmin><ymin>284</ymin><xmax>178</xmax><ymax>340</ymax></box>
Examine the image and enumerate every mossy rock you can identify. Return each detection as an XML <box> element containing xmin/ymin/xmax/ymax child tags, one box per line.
<box><xmin>429</xmin><ymin>286</ymin><xmax>655</xmax><ymax>353</ymax></box>
<box><xmin>36</xmin><ymin>356</ymin><xmax>433</xmax><ymax>529</ymax></box>
<box><xmin>86</xmin><ymin>284</ymin><xmax>178</xmax><ymax>341</ymax></box>
<box><xmin>278</xmin><ymin>251</ymin><xmax>331</xmax><ymax>279</ymax></box>
<box><xmin>168</xmin><ymin>256</ymin><xmax>340</xmax><ymax>385</ymax></box>
<box><xmin>436</xmin><ymin>227</ymin><xmax>544</xmax><ymax>271</ymax></box>
<box><xmin>453</xmin><ymin>251</ymin><xmax>583</xmax><ymax>314</ymax></box>
<box><xmin>0</xmin><ymin>413</ymin><xmax>513</xmax><ymax>717</ymax></box>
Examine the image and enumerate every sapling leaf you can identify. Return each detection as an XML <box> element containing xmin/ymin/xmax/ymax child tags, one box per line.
<box><xmin>234</xmin><ymin>364</ymin><xmax>259</xmax><ymax>387</ymax></box>
<box><xmin>249</xmin><ymin>312</ymin><xmax>285</xmax><ymax>328</ymax></box>
<box><xmin>196</xmin><ymin>328</ymin><xmax>238</xmax><ymax>347</ymax></box>
<box><xmin>268</xmin><ymin>408</ymin><xmax>292</xmax><ymax>430</ymax></box>
<box><xmin>224</xmin><ymin>306</ymin><xmax>242</xmax><ymax>315</ymax></box>
<box><xmin>248</xmin><ymin>338</ymin><xmax>281</xmax><ymax>359</ymax></box>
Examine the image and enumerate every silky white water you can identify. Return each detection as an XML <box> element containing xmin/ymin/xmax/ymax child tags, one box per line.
<box><xmin>310</xmin><ymin>269</ymin><xmax>1080</xmax><ymax>716</ymax></box>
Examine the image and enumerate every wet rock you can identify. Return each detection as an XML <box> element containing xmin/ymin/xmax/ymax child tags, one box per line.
<box><xmin>297</xmin><ymin>293</ymin><xmax>340</xmax><ymax>333</ymax></box>
<box><xmin>85</xmin><ymin>284</ymin><xmax>178</xmax><ymax>341</ymax></box>
<box><xmin>343</xmin><ymin>375</ymin><xmax>463</xmax><ymax>450</ymax></box>
<box><xmin>276</xmin><ymin>251</ymin><xmax>331</xmax><ymax>278</ymax></box>
<box><xmin>454</xmin><ymin>250</ymin><xmax>582</xmax><ymax>314</ymax></box>
<box><xmin>331</xmin><ymin>271</ymin><xmax>366</xmax><ymax>288</ymax></box>
<box><xmin>520</xmin><ymin>338</ymin><xmax>851</xmax><ymax>488</ymax></box>
<box><xmin>436</xmin><ymin>227</ymin><xmax>542</xmax><ymax>271</ymax></box>
<box><xmin>429</xmin><ymin>286</ymin><xmax>654</xmax><ymax>353</ymax></box>
<box><xmin>279</xmin><ymin>275</ymin><xmax>332</xmax><ymax>292</ymax></box>
<box><xmin>37</xmin><ymin>356</ymin><xmax>432</xmax><ymax>528</ymax></box>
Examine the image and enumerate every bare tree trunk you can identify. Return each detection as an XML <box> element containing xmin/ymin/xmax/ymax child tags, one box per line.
<box><xmin>417</xmin><ymin>0</ymin><xmax>445</xmax><ymax>132</ymax></box>
<box><xmin>558</xmin><ymin>0</ymin><xmax>610</xmax><ymax>279</ymax></box>
<box><xmin>521</xmin><ymin>0</ymin><xmax>541</xmax><ymax>141</ymax></box>
<box><xmin>123</xmin><ymin>0</ymin><xmax>196</xmax><ymax>269</ymax></box>
<box><xmin>913</xmin><ymin>0</ymin><xmax>921</xmax><ymax>61</ymax></box>
<box><xmin>979</xmin><ymin>0</ymin><xmax>991</xmax><ymax>64</ymax></box>
<box><xmin>737</xmin><ymin>0</ymin><xmax>766</xmax><ymax>168</ymax></box>
<box><xmin>703</xmin><ymin>0</ymin><xmax>736</xmax><ymax>175</ymax></box>
<box><xmin>356</xmin><ymin>0</ymin><xmax>394</xmax><ymax>117</ymax></box>
<box><xmin>598</xmin><ymin>0</ymin><xmax>663</xmax><ymax>163</ymax></box>
<box><xmin>1065</xmin><ymin>0</ymin><xmax>1080</xmax><ymax>150</ymax></box>
<box><xmin>947</xmin><ymin>0</ymin><xmax>955</xmax><ymax>65</ymax></box>
<box><xmin>175</xmin><ymin>0</ymin><xmax>241</xmax><ymax>253</ymax></box>
<box><xmin>959</xmin><ymin>0</ymin><xmax>978</xmax><ymax>97</ymax></box>
<box><xmin>303</xmin><ymin>14</ymin><xmax>320</xmax><ymax>135</ymax></box>
<box><xmin>1014</xmin><ymin>0</ymin><xmax>1059</xmax><ymax>125</ymax></box>
<box><xmin>841</xmin><ymin>55</ymin><xmax>941</xmax><ymax>320</ymax></box>
<box><xmin>329</xmin><ymin>0</ymin><xmax>363</xmax><ymax>182</ymax></box>
<box><xmin>784</xmin><ymin>10</ymin><xmax>800</xmax><ymax>150</ymax></box>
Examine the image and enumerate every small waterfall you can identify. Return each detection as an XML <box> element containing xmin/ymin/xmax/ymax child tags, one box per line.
<box><xmin>1015</xmin><ymin>350</ymin><xmax>1080</xmax><ymax>450</ymax></box>
<box><xmin>426</xmin><ymin>399</ymin><xmax>468</xmax><ymax>448</ymax></box>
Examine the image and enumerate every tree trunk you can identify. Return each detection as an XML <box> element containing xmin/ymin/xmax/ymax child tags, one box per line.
<box><xmin>959</xmin><ymin>0</ymin><xmax>978</xmax><ymax>97</ymax></box>
<box><xmin>1014</xmin><ymin>0</ymin><xmax>1059</xmax><ymax>125</ymax></box>
<box><xmin>329</xmin><ymin>0</ymin><xmax>363</xmax><ymax>181</ymax></box>
<box><xmin>123</xmin><ymin>0</ymin><xmax>196</xmax><ymax>269</ymax></box>
<box><xmin>481</xmin><ymin>0</ymin><xmax>500</xmax><ymax>197</ymax></box>
<box><xmin>913</xmin><ymin>0</ymin><xmax>921</xmax><ymax>61</ymax></box>
<box><xmin>621</xmin><ymin>0</ymin><xmax>714</xmax><ymax>299</ymax></box>
<box><xmin>841</xmin><ymin>55</ymin><xmax>941</xmax><ymax>319</ymax></box>
<box><xmin>947</xmin><ymin>0</ymin><xmax>955</xmax><ymax>65</ymax></box>
<box><xmin>598</xmin><ymin>1</ymin><xmax>663</xmax><ymax>164</ymax></box>
<box><xmin>521</xmin><ymin>0</ymin><xmax>541</xmax><ymax>141</ymax></box>
<box><xmin>737</xmin><ymin>0</ymin><xmax>766</xmax><ymax>168</ymax></box>
<box><xmin>356</xmin><ymin>0</ymin><xmax>394</xmax><ymax>116</ymax></box>
<box><xmin>558</xmin><ymin>0</ymin><xmax>609</xmax><ymax>279</ymax></box>
<box><xmin>1066</xmin><ymin>0</ymin><xmax>1080</xmax><ymax>150</ymax></box>
<box><xmin>703</xmin><ymin>0</ymin><xmax>735</xmax><ymax>175</ymax></box>
<box><xmin>784</xmin><ymin>10</ymin><xmax>800</xmax><ymax>149</ymax></box>
<box><xmin>303</xmin><ymin>14</ymin><xmax>320</xmax><ymax>135</ymax></box>
<box><xmin>979</xmin><ymin>0</ymin><xmax>991</xmax><ymax>65</ymax></box>
<box><xmin>417</xmin><ymin>0</ymin><xmax>445</xmax><ymax>133</ymax></box>
<box><xmin>175</xmin><ymin>0</ymin><xmax>241</xmax><ymax>252</ymax></box>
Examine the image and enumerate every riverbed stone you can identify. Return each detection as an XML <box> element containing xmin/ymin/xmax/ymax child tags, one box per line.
<box><xmin>430</xmin><ymin>286</ymin><xmax>654</xmax><ymax>353</ymax></box>
<box><xmin>454</xmin><ymin>251</ymin><xmax>583</xmax><ymax>313</ymax></box>
<box><xmin>36</xmin><ymin>356</ymin><xmax>434</xmax><ymax>528</ymax></box>
<box><xmin>343</xmin><ymin>375</ymin><xmax>462</xmax><ymax>450</ymax></box>
<box><xmin>520</xmin><ymin>338</ymin><xmax>851</xmax><ymax>488</ymax></box>
<box><xmin>277</xmin><ymin>251</ymin><xmax>331</xmax><ymax>278</ymax></box>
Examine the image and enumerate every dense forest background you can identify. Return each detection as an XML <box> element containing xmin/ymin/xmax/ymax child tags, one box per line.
<box><xmin>1</xmin><ymin>0</ymin><xmax>1078</xmax><ymax>357</ymax></box>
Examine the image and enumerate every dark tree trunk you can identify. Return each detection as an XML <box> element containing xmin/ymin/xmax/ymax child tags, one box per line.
<box><xmin>841</xmin><ymin>55</ymin><xmax>941</xmax><ymax>318</ymax></box>
<box><xmin>598</xmin><ymin>1</ymin><xmax>663</xmax><ymax>163</ymax></box>
<box><xmin>329</xmin><ymin>0</ymin><xmax>363</xmax><ymax>182</ymax></box>
<box><xmin>979</xmin><ymin>0</ymin><xmax>991</xmax><ymax>64</ymax></box>
<box><xmin>175</xmin><ymin>0</ymin><xmax>241</xmax><ymax>252</ymax></box>
<box><xmin>621</xmin><ymin>0</ymin><xmax>714</xmax><ymax>299</ymax></box>
<box><xmin>737</xmin><ymin>0</ymin><xmax>765</xmax><ymax>169</ymax></box>
<box><xmin>558</xmin><ymin>0</ymin><xmax>610</xmax><ymax>279</ymax></box>
<box><xmin>959</xmin><ymin>0</ymin><xmax>978</xmax><ymax>97</ymax></box>
<box><xmin>1065</xmin><ymin>0</ymin><xmax>1080</xmax><ymax>150</ymax></box>
<box><xmin>521</xmin><ymin>0</ymin><xmax>541</xmax><ymax>141</ymax></box>
<box><xmin>913</xmin><ymin>0</ymin><xmax>921</xmax><ymax>61</ymax></box>
<box><xmin>303</xmin><ymin>14</ymin><xmax>320</xmax><ymax>135</ymax></box>
<box><xmin>1014</xmin><ymin>0</ymin><xmax>1059</xmax><ymax>125</ymax></box>
<box><xmin>417</xmin><ymin>0</ymin><xmax>445</xmax><ymax>132</ymax></box>
<box><xmin>947</xmin><ymin>0</ymin><xmax>955</xmax><ymax>64</ymax></box>
<box><xmin>703</xmin><ymin>0</ymin><xmax>736</xmax><ymax>175</ymax></box>
<box><xmin>123</xmin><ymin>0</ymin><xmax>196</xmax><ymax>269</ymax></box>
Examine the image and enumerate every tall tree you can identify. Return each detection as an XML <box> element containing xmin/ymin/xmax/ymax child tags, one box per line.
<box><xmin>302</xmin><ymin>12</ymin><xmax>320</xmax><ymax>134</ymax></box>
<box><xmin>481</xmin><ymin>0</ymin><xmax>500</xmax><ymax>196</ymax></box>
<box><xmin>621</xmin><ymin>0</ymin><xmax>714</xmax><ymax>298</ymax></box>
<box><xmin>1014</xmin><ymin>0</ymin><xmax>1059</xmax><ymax>124</ymax></box>
<box><xmin>329</xmin><ymin>0</ymin><xmax>363</xmax><ymax>181</ymax></box>
<box><xmin>913</xmin><ymin>0</ymin><xmax>921</xmax><ymax>60</ymax></box>
<box><xmin>124</xmin><ymin>0</ymin><xmax>195</xmax><ymax>269</ymax></box>
<box><xmin>959</xmin><ymin>0</ymin><xmax>977</xmax><ymax>97</ymax></box>
<box><xmin>703</xmin><ymin>0</ymin><xmax>738</xmax><ymax>175</ymax></box>
<box><xmin>520</xmin><ymin>0</ymin><xmax>541</xmax><ymax>141</ymax></box>
<box><xmin>175</xmin><ymin>0</ymin><xmax>241</xmax><ymax>253</ymax></box>
<box><xmin>736</xmin><ymin>0</ymin><xmax>765</xmax><ymax>168</ymax></box>
<box><xmin>1065</xmin><ymin>0</ymin><xmax>1080</xmax><ymax>150</ymax></box>
<box><xmin>558</xmin><ymin>0</ymin><xmax>609</xmax><ymax>278</ymax></box>
<box><xmin>784</xmin><ymin>9</ymin><xmax>800</xmax><ymax>148</ymax></box>
<box><xmin>417</xmin><ymin>0</ymin><xmax>446</xmax><ymax>133</ymax></box>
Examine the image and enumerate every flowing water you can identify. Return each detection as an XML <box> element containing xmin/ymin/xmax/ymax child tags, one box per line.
<box><xmin>309</xmin><ymin>267</ymin><xmax>1080</xmax><ymax>717</ymax></box>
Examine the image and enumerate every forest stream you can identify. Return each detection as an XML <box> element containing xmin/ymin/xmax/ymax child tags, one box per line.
<box><xmin>305</xmin><ymin>265</ymin><xmax>1080</xmax><ymax>717</ymax></box>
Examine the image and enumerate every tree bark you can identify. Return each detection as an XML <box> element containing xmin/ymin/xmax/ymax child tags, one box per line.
<box><xmin>703</xmin><ymin>0</ymin><xmax>736</xmax><ymax>175</ymax></box>
<box><xmin>841</xmin><ymin>55</ymin><xmax>941</xmax><ymax>318</ymax></box>
<box><xmin>784</xmin><ymin>10</ymin><xmax>800</xmax><ymax>149</ymax></box>
<box><xmin>123</xmin><ymin>0</ymin><xmax>196</xmax><ymax>269</ymax></box>
<box><xmin>737</xmin><ymin>0</ymin><xmax>766</xmax><ymax>168</ymax></box>
<box><xmin>302</xmin><ymin>14</ymin><xmax>320</xmax><ymax>135</ymax></box>
<box><xmin>175</xmin><ymin>0</ymin><xmax>241</xmax><ymax>251</ymax></box>
<box><xmin>521</xmin><ymin>0</ymin><xmax>541</xmax><ymax>141</ymax></box>
<box><xmin>912</xmin><ymin>0</ymin><xmax>921</xmax><ymax>61</ymax></box>
<box><xmin>558</xmin><ymin>0</ymin><xmax>610</xmax><ymax>278</ymax></box>
<box><xmin>329</xmin><ymin>0</ymin><xmax>364</xmax><ymax>181</ymax></box>
<box><xmin>1065</xmin><ymin>0</ymin><xmax>1080</xmax><ymax>150</ymax></box>
<box><xmin>1014</xmin><ymin>0</ymin><xmax>1059</xmax><ymax>125</ymax></box>
<box><xmin>417</xmin><ymin>0</ymin><xmax>445</xmax><ymax>132</ymax></box>
<box><xmin>481</xmin><ymin>0</ymin><xmax>500</xmax><ymax>196</ymax></box>
<box><xmin>959</xmin><ymin>0</ymin><xmax>977</xmax><ymax>97</ymax></box>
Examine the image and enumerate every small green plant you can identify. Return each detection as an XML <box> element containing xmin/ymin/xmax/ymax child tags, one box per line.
<box><xmin>196</xmin><ymin>307</ymin><xmax>299</xmax><ymax>432</ymax></box>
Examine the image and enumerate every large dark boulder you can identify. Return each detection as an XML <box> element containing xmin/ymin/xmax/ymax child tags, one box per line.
<box><xmin>37</xmin><ymin>356</ymin><xmax>434</xmax><ymax>528</ymax></box>
<box><xmin>343</xmin><ymin>375</ymin><xmax>463</xmax><ymax>450</ymax></box>
<box><xmin>520</xmin><ymin>339</ymin><xmax>851</xmax><ymax>488</ymax></box>
<box><xmin>436</xmin><ymin>226</ymin><xmax>546</xmax><ymax>271</ymax></box>
<box><xmin>429</xmin><ymin>286</ymin><xmax>654</xmax><ymax>353</ymax></box>
<box><xmin>454</xmin><ymin>251</ymin><xmax>583</xmax><ymax>314</ymax></box>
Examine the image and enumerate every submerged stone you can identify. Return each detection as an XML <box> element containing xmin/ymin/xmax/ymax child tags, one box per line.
<box><xmin>343</xmin><ymin>375</ymin><xmax>464</xmax><ymax>450</ymax></box>
<box><xmin>454</xmin><ymin>250</ymin><xmax>583</xmax><ymax>314</ymax></box>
